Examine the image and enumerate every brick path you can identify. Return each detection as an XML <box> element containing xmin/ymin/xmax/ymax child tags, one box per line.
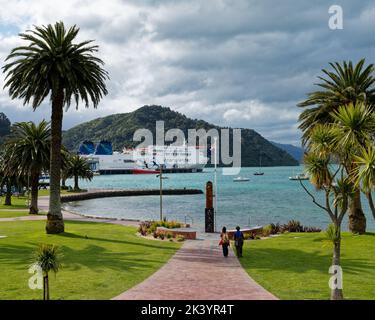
<box><xmin>113</xmin><ymin>233</ymin><xmax>277</xmax><ymax>300</ymax></box>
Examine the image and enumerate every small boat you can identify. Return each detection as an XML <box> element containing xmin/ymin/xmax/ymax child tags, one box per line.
<box><xmin>289</xmin><ymin>173</ymin><xmax>309</xmax><ymax>181</ymax></box>
<box><xmin>156</xmin><ymin>176</ymin><xmax>169</xmax><ymax>180</ymax></box>
<box><xmin>253</xmin><ymin>153</ymin><xmax>264</xmax><ymax>175</ymax></box>
<box><xmin>131</xmin><ymin>168</ymin><xmax>160</xmax><ymax>174</ymax></box>
<box><xmin>233</xmin><ymin>177</ymin><xmax>250</xmax><ymax>182</ymax></box>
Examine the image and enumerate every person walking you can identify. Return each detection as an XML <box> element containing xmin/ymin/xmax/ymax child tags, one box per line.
<box><xmin>220</xmin><ymin>226</ymin><xmax>230</xmax><ymax>257</ymax></box>
<box><xmin>234</xmin><ymin>226</ymin><xmax>244</xmax><ymax>257</ymax></box>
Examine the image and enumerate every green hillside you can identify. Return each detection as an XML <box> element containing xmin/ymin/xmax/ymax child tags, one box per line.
<box><xmin>0</xmin><ymin>112</ymin><xmax>11</xmax><ymax>146</ymax></box>
<box><xmin>63</xmin><ymin>105</ymin><xmax>299</xmax><ymax>167</ymax></box>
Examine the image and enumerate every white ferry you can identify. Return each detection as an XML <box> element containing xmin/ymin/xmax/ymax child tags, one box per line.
<box><xmin>79</xmin><ymin>141</ymin><xmax>208</xmax><ymax>175</ymax></box>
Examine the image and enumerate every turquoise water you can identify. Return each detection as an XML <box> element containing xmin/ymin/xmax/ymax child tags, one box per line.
<box><xmin>64</xmin><ymin>166</ymin><xmax>374</xmax><ymax>231</ymax></box>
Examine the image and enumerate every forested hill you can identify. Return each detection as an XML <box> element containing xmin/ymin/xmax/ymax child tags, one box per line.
<box><xmin>63</xmin><ymin>105</ymin><xmax>299</xmax><ymax>167</ymax></box>
<box><xmin>0</xmin><ymin>112</ymin><xmax>11</xmax><ymax>145</ymax></box>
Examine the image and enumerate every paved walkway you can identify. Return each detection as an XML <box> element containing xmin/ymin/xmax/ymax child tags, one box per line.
<box><xmin>114</xmin><ymin>233</ymin><xmax>277</xmax><ymax>300</ymax></box>
<box><xmin>1</xmin><ymin>195</ymin><xmax>277</xmax><ymax>300</ymax></box>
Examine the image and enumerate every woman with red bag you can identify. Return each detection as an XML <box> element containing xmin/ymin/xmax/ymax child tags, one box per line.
<box><xmin>219</xmin><ymin>226</ymin><xmax>230</xmax><ymax>257</ymax></box>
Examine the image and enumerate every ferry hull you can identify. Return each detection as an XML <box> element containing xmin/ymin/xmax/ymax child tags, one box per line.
<box><xmin>97</xmin><ymin>167</ymin><xmax>203</xmax><ymax>175</ymax></box>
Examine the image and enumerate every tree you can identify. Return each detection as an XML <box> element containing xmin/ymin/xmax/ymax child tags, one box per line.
<box><xmin>298</xmin><ymin>60</ymin><xmax>375</xmax><ymax>234</ymax></box>
<box><xmin>32</xmin><ymin>244</ymin><xmax>62</xmax><ymax>300</ymax></box>
<box><xmin>0</xmin><ymin>112</ymin><xmax>11</xmax><ymax>144</ymax></box>
<box><xmin>299</xmin><ymin>104</ymin><xmax>374</xmax><ymax>299</ymax></box>
<box><xmin>0</xmin><ymin>147</ymin><xmax>24</xmax><ymax>206</ymax></box>
<box><xmin>65</xmin><ymin>154</ymin><xmax>93</xmax><ymax>191</ymax></box>
<box><xmin>352</xmin><ymin>146</ymin><xmax>375</xmax><ymax>219</ymax></box>
<box><xmin>3</xmin><ymin>22</ymin><xmax>108</xmax><ymax>234</ymax></box>
<box><xmin>300</xmin><ymin>127</ymin><xmax>351</xmax><ymax>300</ymax></box>
<box><xmin>7</xmin><ymin>121</ymin><xmax>51</xmax><ymax>214</ymax></box>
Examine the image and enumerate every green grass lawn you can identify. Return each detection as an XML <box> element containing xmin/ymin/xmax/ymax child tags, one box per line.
<box><xmin>239</xmin><ymin>232</ymin><xmax>375</xmax><ymax>300</ymax></box>
<box><xmin>0</xmin><ymin>190</ymin><xmax>72</xmax><ymax>209</ymax></box>
<box><xmin>0</xmin><ymin>196</ymin><xmax>29</xmax><ymax>209</ymax></box>
<box><xmin>0</xmin><ymin>220</ymin><xmax>180</xmax><ymax>300</ymax></box>
<box><xmin>0</xmin><ymin>211</ymin><xmax>46</xmax><ymax>218</ymax></box>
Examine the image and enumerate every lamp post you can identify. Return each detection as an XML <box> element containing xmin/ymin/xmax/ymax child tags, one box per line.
<box><xmin>213</xmin><ymin>137</ymin><xmax>218</xmax><ymax>233</ymax></box>
<box><xmin>157</xmin><ymin>165</ymin><xmax>163</xmax><ymax>221</ymax></box>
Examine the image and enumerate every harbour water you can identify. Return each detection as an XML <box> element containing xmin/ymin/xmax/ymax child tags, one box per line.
<box><xmin>64</xmin><ymin>166</ymin><xmax>374</xmax><ymax>231</ymax></box>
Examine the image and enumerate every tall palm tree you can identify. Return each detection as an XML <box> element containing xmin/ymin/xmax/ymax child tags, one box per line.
<box><xmin>7</xmin><ymin>121</ymin><xmax>51</xmax><ymax>214</ymax></box>
<box><xmin>3</xmin><ymin>22</ymin><xmax>108</xmax><ymax>233</ymax></box>
<box><xmin>298</xmin><ymin>60</ymin><xmax>375</xmax><ymax>234</ymax></box>
<box><xmin>0</xmin><ymin>146</ymin><xmax>23</xmax><ymax>206</ymax></box>
<box><xmin>65</xmin><ymin>154</ymin><xmax>93</xmax><ymax>191</ymax></box>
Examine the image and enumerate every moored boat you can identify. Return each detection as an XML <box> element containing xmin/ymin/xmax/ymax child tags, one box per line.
<box><xmin>289</xmin><ymin>173</ymin><xmax>309</xmax><ymax>180</ymax></box>
<box><xmin>233</xmin><ymin>177</ymin><xmax>250</xmax><ymax>182</ymax></box>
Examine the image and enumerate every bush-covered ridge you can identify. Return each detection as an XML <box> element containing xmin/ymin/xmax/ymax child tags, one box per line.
<box><xmin>63</xmin><ymin>105</ymin><xmax>299</xmax><ymax>167</ymax></box>
<box><xmin>0</xmin><ymin>112</ymin><xmax>11</xmax><ymax>145</ymax></box>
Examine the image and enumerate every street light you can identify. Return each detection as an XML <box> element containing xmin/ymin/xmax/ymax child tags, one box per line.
<box><xmin>213</xmin><ymin>137</ymin><xmax>218</xmax><ymax>233</ymax></box>
<box><xmin>156</xmin><ymin>165</ymin><xmax>163</xmax><ymax>221</ymax></box>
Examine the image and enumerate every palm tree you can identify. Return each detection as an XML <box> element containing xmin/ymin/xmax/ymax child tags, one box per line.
<box><xmin>32</xmin><ymin>244</ymin><xmax>62</xmax><ymax>300</ymax></box>
<box><xmin>352</xmin><ymin>146</ymin><xmax>375</xmax><ymax>219</ymax></box>
<box><xmin>3</xmin><ymin>22</ymin><xmax>108</xmax><ymax>234</ymax></box>
<box><xmin>0</xmin><ymin>146</ymin><xmax>23</xmax><ymax>206</ymax></box>
<box><xmin>298</xmin><ymin>60</ymin><xmax>375</xmax><ymax>234</ymax></box>
<box><xmin>301</xmin><ymin>125</ymin><xmax>353</xmax><ymax>300</ymax></box>
<box><xmin>7</xmin><ymin>121</ymin><xmax>51</xmax><ymax>214</ymax></box>
<box><xmin>330</xmin><ymin>103</ymin><xmax>375</xmax><ymax>233</ymax></box>
<box><xmin>65</xmin><ymin>154</ymin><xmax>93</xmax><ymax>191</ymax></box>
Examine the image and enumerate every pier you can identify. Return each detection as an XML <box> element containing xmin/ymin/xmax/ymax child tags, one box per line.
<box><xmin>61</xmin><ymin>188</ymin><xmax>203</xmax><ymax>202</ymax></box>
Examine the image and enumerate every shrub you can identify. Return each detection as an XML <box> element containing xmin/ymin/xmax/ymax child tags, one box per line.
<box><xmin>275</xmin><ymin>220</ymin><xmax>321</xmax><ymax>233</ymax></box>
<box><xmin>262</xmin><ymin>224</ymin><xmax>273</xmax><ymax>237</ymax></box>
<box><xmin>140</xmin><ymin>220</ymin><xmax>182</xmax><ymax>235</ymax></box>
<box><xmin>153</xmin><ymin>231</ymin><xmax>158</xmax><ymax>239</ymax></box>
<box><xmin>166</xmin><ymin>233</ymin><xmax>173</xmax><ymax>239</ymax></box>
<box><xmin>176</xmin><ymin>235</ymin><xmax>185</xmax><ymax>242</ymax></box>
<box><xmin>270</xmin><ymin>223</ymin><xmax>281</xmax><ymax>234</ymax></box>
<box><xmin>158</xmin><ymin>233</ymin><xmax>165</xmax><ymax>240</ymax></box>
<box><xmin>303</xmin><ymin>226</ymin><xmax>322</xmax><ymax>233</ymax></box>
<box><xmin>281</xmin><ymin>220</ymin><xmax>303</xmax><ymax>233</ymax></box>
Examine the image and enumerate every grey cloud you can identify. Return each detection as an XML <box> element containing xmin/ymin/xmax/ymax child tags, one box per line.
<box><xmin>0</xmin><ymin>0</ymin><xmax>374</xmax><ymax>145</ymax></box>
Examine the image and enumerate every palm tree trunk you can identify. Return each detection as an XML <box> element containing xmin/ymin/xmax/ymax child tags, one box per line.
<box><xmin>61</xmin><ymin>177</ymin><xmax>66</xmax><ymax>188</ymax></box>
<box><xmin>348</xmin><ymin>189</ymin><xmax>366</xmax><ymax>234</ymax></box>
<box><xmin>5</xmin><ymin>182</ymin><xmax>11</xmax><ymax>206</ymax></box>
<box><xmin>29</xmin><ymin>170</ymin><xmax>39</xmax><ymax>214</ymax></box>
<box><xmin>43</xmin><ymin>275</ymin><xmax>46</xmax><ymax>300</ymax></box>
<box><xmin>365</xmin><ymin>192</ymin><xmax>375</xmax><ymax>220</ymax></box>
<box><xmin>46</xmin><ymin>90</ymin><xmax>65</xmax><ymax>234</ymax></box>
<box><xmin>43</xmin><ymin>274</ymin><xmax>50</xmax><ymax>300</ymax></box>
<box><xmin>46</xmin><ymin>274</ymin><xmax>50</xmax><ymax>300</ymax></box>
<box><xmin>74</xmin><ymin>175</ymin><xmax>79</xmax><ymax>191</ymax></box>
<box><xmin>330</xmin><ymin>238</ymin><xmax>344</xmax><ymax>300</ymax></box>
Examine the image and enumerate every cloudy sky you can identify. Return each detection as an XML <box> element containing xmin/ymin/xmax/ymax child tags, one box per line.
<box><xmin>0</xmin><ymin>0</ymin><xmax>374</xmax><ymax>145</ymax></box>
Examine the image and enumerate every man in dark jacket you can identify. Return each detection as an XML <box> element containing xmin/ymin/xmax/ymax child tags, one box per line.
<box><xmin>234</xmin><ymin>226</ymin><xmax>244</xmax><ymax>257</ymax></box>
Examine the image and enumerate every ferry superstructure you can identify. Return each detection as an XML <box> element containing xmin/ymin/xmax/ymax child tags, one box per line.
<box><xmin>78</xmin><ymin>141</ymin><xmax>208</xmax><ymax>174</ymax></box>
